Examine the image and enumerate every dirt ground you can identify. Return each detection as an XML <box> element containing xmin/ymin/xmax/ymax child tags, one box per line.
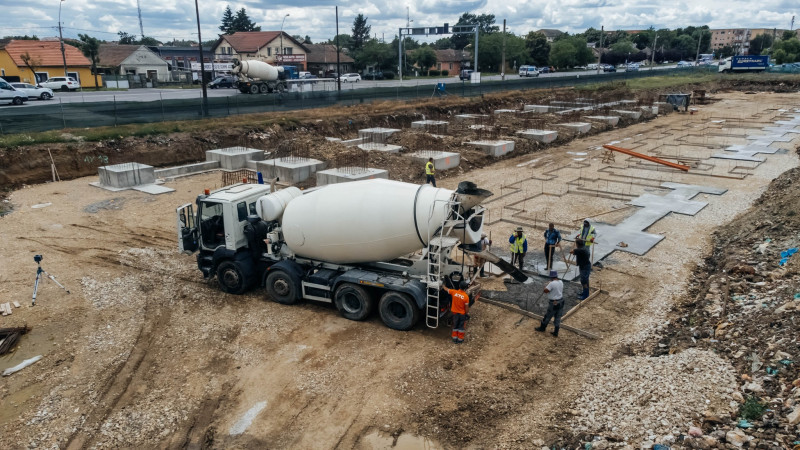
<box><xmin>1</xmin><ymin>87</ymin><xmax>799</xmax><ymax>449</ymax></box>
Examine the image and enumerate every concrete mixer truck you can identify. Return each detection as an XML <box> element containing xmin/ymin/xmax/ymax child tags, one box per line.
<box><xmin>232</xmin><ymin>58</ymin><xmax>289</xmax><ymax>94</ymax></box>
<box><xmin>176</xmin><ymin>179</ymin><xmax>524</xmax><ymax>330</ymax></box>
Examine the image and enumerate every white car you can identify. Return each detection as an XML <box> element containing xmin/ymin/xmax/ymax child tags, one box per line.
<box><xmin>340</xmin><ymin>73</ymin><xmax>361</xmax><ymax>82</ymax></box>
<box><xmin>39</xmin><ymin>76</ymin><xmax>81</xmax><ymax>92</ymax></box>
<box><xmin>10</xmin><ymin>82</ymin><xmax>54</xmax><ymax>100</ymax></box>
<box><xmin>0</xmin><ymin>78</ymin><xmax>28</xmax><ymax>105</ymax></box>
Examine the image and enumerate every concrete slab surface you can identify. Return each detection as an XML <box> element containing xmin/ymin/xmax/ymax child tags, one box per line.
<box><xmin>586</xmin><ymin>116</ymin><xmax>620</xmax><ymax>126</ymax></box>
<box><xmin>358</xmin><ymin>128</ymin><xmax>401</xmax><ymax>142</ymax></box>
<box><xmin>411</xmin><ymin>120</ymin><xmax>448</xmax><ymax>129</ymax></box>
<box><xmin>358</xmin><ymin>143</ymin><xmax>403</xmax><ymax>153</ymax></box>
<box><xmin>467</xmin><ymin>140</ymin><xmax>515</xmax><ymax>157</ymax></box>
<box><xmin>256</xmin><ymin>158</ymin><xmax>325</xmax><ymax>184</ymax></box>
<box><xmin>132</xmin><ymin>184</ymin><xmax>175</xmax><ymax>194</ymax></box>
<box><xmin>516</xmin><ymin>129</ymin><xmax>558</xmax><ymax>143</ymax></box>
<box><xmin>557</xmin><ymin>122</ymin><xmax>592</xmax><ymax>134</ymax></box>
<box><xmin>206</xmin><ymin>147</ymin><xmax>266</xmax><ymax>170</ymax></box>
<box><xmin>494</xmin><ymin>109</ymin><xmax>518</xmax><ymax>114</ymax></box>
<box><xmin>316</xmin><ymin>168</ymin><xmax>388</xmax><ymax>185</ymax></box>
<box><xmin>613</xmin><ymin>110</ymin><xmax>643</xmax><ymax>120</ymax></box>
<box><xmin>98</xmin><ymin>162</ymin><xmax>155</xmax><ymax>188</ymax></box>
<box><xmin>523</xmin><ymin>105</ymin><xmax>550</xmax><ymax>113</ymax></box>
<box><xmin>155</xmin><ymin>161</ymin><xmax>221</xmax><ymax>179</ymax></box>
<box><xmin>408</xmin><ymin>151</ymin><xmax>460</xmax><ymax>170</ymax></box>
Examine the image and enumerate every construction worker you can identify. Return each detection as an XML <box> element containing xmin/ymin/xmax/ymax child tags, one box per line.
<box><xmin>474</xmin><ymin>232</ymin><xmax>491</xmax><ymax>277</ymax></box>
<box><xmin>535</xmin><ymin>270</ymin><xmax>564</xmax><ymax>337</ymax></box>
<box><xmin>425</xmin><ymin>157</ymin><xmax>436</xmax><ymax>187</ymax></box>
<box><xmin>448</xmin><ymin>281</ymin><xmax>470</xmax><ymax>344</ymax></box>
<box><xmin>508</xmin><ymin>226</ymin><xmax>527</xmax><ymax>270</ymax></box>
<box><xmin>543</xmin><ymin>223</ymin><xmax>561</xmax><ymax>271</ymax></box>
<box><xmin>571</xmin><ymin>239</ymin><xmax>592</xmax><ymax>300</ymax></box>
<box><xmin>576</xmin><ymin>219</ymin><xmax>596</xmax><ymax>247</ymax></box>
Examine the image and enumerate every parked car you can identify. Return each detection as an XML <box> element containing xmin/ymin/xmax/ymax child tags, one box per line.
<box><xmin>626</xmin><ymin>63</ymin><xmax>640</xmax><ymax>72</ymax></box>
<box><xmin>0</xmin><ymin>78</ymin><xmax>28</xmax><ymax>105</ymax></box>
<box><xmin>602</xmin><ymin>64</ymin><xmax>617</xmax><ymax>72</ymax></box>
<box><xmin>300</xmin><ymin>74</ymin><xmax>319</xmax><ymax>84</ymax></box>
<box><xmin>587</xmin><ymin>63</ymin><xmax>599</xmax><ymax>70</ymax></box>
<box><xmin>363</xmin><ymin>71</ymin><xmax>384</xmax><ymax>80</ymax></box>
<box><xmin>10</xmin><ymin>82</ymin><xmax>53</xmax><ymax>100</ymax></box>
<box><xmin>518</xmin><ymin>65</ymin><xmax>539</xmax><ymax>77</ymax></box>
<box><xmin>208</xmin><ymin>76</ymin><xmax>236</xmax><ymax>89</ymax></box>
<box><xmin>459</xmin><ymin>69</ymin><xmax>474</xmax><ymax>81</ymax></box>
<box><xmin>677</xmin><ymin>61</ymin><xmax>693</xmax><ymax>68</ymax></box>
<box><xmin>339</xmin><ymin>73</ymin><xmax>361</xmax><ymax>82</ymax></box>
<box><xmin>39</xmin><ymin>76</ymin><xmax>81</xmax><ymax>92</ymax></box>
<box><xmin>539</xmin><ymin>66</ymin><xmax>550</xmax><ymax>74</ymax></box>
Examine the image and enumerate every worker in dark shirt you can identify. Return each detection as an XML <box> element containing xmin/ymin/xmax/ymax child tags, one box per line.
<box><xmin>543</xmin><ymin>223</ymin><xmax>561</xmax><ymax>271</ymax></box>
<box><xmin>448</xmin><ymin>281</ymin><xmax>470</xmax><ymax>344</ymax></box>
<box><xmin>571</xmin><ymin>239</ymin><xmax>592</xmax><ymax>300</ymax></box>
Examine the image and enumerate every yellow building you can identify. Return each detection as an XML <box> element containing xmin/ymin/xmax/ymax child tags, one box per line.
<box><xmin>0</xmin><ymin>39</ymin><xmax>98</xmax><ymax>88</ymax></box>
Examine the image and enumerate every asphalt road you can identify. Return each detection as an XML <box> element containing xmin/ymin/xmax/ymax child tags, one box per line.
<box><xmin>8</xmin><ymin>64</ymin><xmax>683</xmax><ymax>108</ymax></box>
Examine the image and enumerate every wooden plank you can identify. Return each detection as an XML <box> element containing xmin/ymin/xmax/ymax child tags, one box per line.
<box><xmin>603</xmin><ymin>144</ymin><xmax>690</xmax><ymax>171</ymax></box>
<box><xmin>4</xmin><ymin>303</ymin><xmax>11</xmax><ymax>315</ymax></box>
<box><xmin>562</xmin><ymin>290</ymin><xmax>601</xmax><ymax>320</ymax></box>
<box><xmin>12</xmin><ymin>302</ymin><xmax>21</xmax><ymax>308</ymax></box>
<box><xmin>480</xmin><ymin>298</ymin><xmax>601</xmax><ymax>339</ymax></box>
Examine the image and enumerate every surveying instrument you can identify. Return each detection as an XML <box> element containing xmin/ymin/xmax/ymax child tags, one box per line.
<box><xmin>31</xmin><ymin>254</ymin><xmax>70</xmax><ymax>306</ymax></box>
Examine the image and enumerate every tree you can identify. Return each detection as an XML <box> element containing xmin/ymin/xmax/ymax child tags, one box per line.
<box><xmin>351</xmin><ymin>14</ymin><xmax>371</xmax><ymax>52</ymax></box>
<box><xmin>717</xmin><ymin>45</ymin><xmax>735</xmax><ymax>58</ymax></box>
<box><xmin>782</xmin><ymin>30</ymin><xmax>796</xmax><ymax>41</ymax></box>
<box><xmin>139</xmin><ymin>36</ymin><xmax>161</xmax><ymax>46</ymax></box>
<box><xmin>304</xmin><ymin>35</ymin><xmax>312</xmax><ymax>44</ymax></box>
<box><xmin>231</xmin><ymin>8</ymin><xmax>260</xmax><ymax>32</ymax></box>
<box><xmin>118</xmin><ymin>31</ymin><xmax>137</xmax><ymax>44</ymax></box>
<box><xmin>354</xmin><ymin>39</ymin><xmax>395</xmax><ymax>72</ymax></box>
<box><xmin>329</xmin><ymin>34</ymin><xmax>353</xmax><ymax>51</ymax></box>
<box><xmin>433</xmin><ymin>37</ymin><xmax>453</xmax><ymax>49</ymax></box>
<box><xmin>582</xmin><ymin>27</ymin><xmax>602</xmax><ymax>45</ymax></box>
<box><xmin>19</xmin><ymin>52</ymin><xmax>42</xmax><ymax>83</ymax></box>
<box><xmin>477</xmin><ymin>32</ymin><xmax>528</xmax><ymax>72</ymax></box>
<box><xmin>77</xmin><ymin>34</ymin><xmax>101</xmax><ymax>90</ymax></box>
<box><xmin>219</xmin><ymin>6</ymin><xmax>234</xmax><ymax>34</ymax></box>
<box><xmin>750</xmin><ymin>34</ymin><xmax>773</xmax><ymax>55</ymax></box>
<box><xmin>2</xmin><ymin>35</ymin><xmax>38</xmax><ymax>40</ymax></box>
<box><xmin>673</xmin><ymin>34</ymin><xmax>696</xmax><ymax>59</ymax></box>
<box><xmin>451</xmin><ymin>13</ymin><xmax>498</xmax><ymax>49</ymax></box>
<box><xmin>524</xmin><ymin>31</ymin><xmax>550</xmax><ymax>66</ymax></box>
<box><xmin>773</xmin><ymin>48</ymin><xmax>788</xmax><ymax>64</ymax></box>
<box><xmin>610</xmin><ymin>40</ymin><xmax>636</xmax><ymax>54</ymax></box>
<box><xmin>548</xmin><ymin>36</ymin><xmax>594</xmax><ymax>68</ymax></box>
<box><xmin>409</xmin><ymin>46</ymin><xmax>436</xmax><ymax>74</ymax></box>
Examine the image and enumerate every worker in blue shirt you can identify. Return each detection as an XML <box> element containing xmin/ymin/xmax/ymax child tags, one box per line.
<box><xmin>543</xmin><ymin>223</ymin><xmax>561</xmax><ymax>271</ymax></box>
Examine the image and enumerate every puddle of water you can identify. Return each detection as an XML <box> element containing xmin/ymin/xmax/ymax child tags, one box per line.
<box><xmin>359</xmin><ymin>430</ymin><xmax>441</xmax><ymax>450</ymax></box>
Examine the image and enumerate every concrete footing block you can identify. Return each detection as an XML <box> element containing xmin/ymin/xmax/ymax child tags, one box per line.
<box><xmin>358</xmin><ymin>127</ymin><xmax>401</xmax><ymax>142</ymax></box>
<box><xmin>98</xmin><ymin>162</ymin><xmax>155</xmax><ymax>188</ymax></box>
<box><xmin>408</xmin><ymin>151</ymin><xmax>460</xmax><ymax>170</ymax></box>
<box><xmin>454</xmin><ymin>114</ymin><xmax>489</xmax><ymax>121</ymax></box>
<box><xmin>316</xmin><ymin>168</ymin><xmax>389</xmax><ymax>185</ymax></box>
<box><xmin>523</xmin><ymin>105</ymin><xmax>550</xmax><ymax>113</ymax></box>
<box><xmin>494</xmin><ymin>109</ymin><xmax>517</xmax><ymax>115</ymax></box>
<box><xmin>467</xmin><ymin>140</ymin><xmax>515</xmax><ymax>157</ymax></box>
<box><xmin>358</xmin><ymin>143</ymin><xmax>403</xmax><ymax>153</ymax></box>
<box><xmin>613</xmin><ymin>110</ymin><xmax>643</xmax><ymax>120</ymax></box>
<box><xmin>206</xmin><ymin>147</ymin><xmax>267</xmax><ymax>170</ymax></box>
<box><xmin>556</xmin><ymin>122</ymin><xmax>592</xmax><ymax>134</ymax></box>
<box><xmin>586</xmin><ymin>116</ymin><xmax>620</xmax><ymax>126</ymax></box>
<box><xmin>340</xmin><ymin>137</ymin><xmax>366</xmax><ymax>147</ymax></box>
<box><xmin>516</xmin><ymin>129</ymin><xmax>558</xmax><ymax>143</ymax></box>
<box><xmin>411</xmin><ymin>120</ymin><xmax>448</xmax><ymax>132</ymax></box>
<box><xmin>255</xmin><ymin>158</ymin><xmax>325</xmax><ymax>184</ymax></box>
<box><xmin>155</xmin><ymin>161</ymin><xmax>221</xmax><ymax>178</ymax></box>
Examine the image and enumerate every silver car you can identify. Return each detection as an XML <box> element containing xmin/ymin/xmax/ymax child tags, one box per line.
<box><xmin>39</xmin><ymin>76</ymin><xmax>81</xmax><ymax>91</ymax></box>
<box><xmin>10</xmin><ymin>82</ymin><xmax>54</xmax><ymax>100</ymax></box>
<box><xmin>339</xmin><ymin>73</ymin><xmax>361</xmax><ymax>82</ymax></box>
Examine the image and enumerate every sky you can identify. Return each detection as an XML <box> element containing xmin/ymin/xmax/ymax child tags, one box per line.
<box><xmin>2</xmin><ymin>0</ymin><xmax>798</xmax><ymax>45</ymax></box>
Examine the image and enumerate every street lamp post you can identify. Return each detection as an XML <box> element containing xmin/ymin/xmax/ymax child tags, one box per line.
<box><xmin>279</xmin><ymin>14</ymin><xmax>289</xmax><ymax>64</ymax></box>
<box><xmin>58</xmin><ymin>0</ymin><xmax>68</xmax><ymax>78</ymax></box>
<box><xmin>194</xmin><ymin>0</ymin><xmax>208</xmax><ymax>116</ymax></box>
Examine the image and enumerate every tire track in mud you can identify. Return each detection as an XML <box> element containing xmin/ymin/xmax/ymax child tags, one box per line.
<box><xmin>65</xmin><ymin>302</ymin><xmax>171</xmax><ymax>449</ymax></box>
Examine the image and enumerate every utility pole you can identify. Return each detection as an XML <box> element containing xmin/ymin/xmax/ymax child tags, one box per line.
<box><xmin>137</xmin><ymin>0</ymin><xmax>145</xmax><ymax>40</ymax></box>
<box><xmin>280</xmin><ymin>14</ymin><xmax>289</xmax><ymax>64</ymax></box>
<box><xmin>335</xmin><ymin>6</ymin><xmax>341</xmax><ymax>92</ymax></box>
<box><xmin>596</xmin><ymin>26</ymin><xmax>604</xmax><ymax>74</ymax></box>
<box><xmin>58</xmin><ymin>0</ymin><xmax>68</xmax><ymax>77</ymax></box>
<box><xmin>194</xmin><ymin>0</ymin><xmax>208</xmax><ymax>116</ymax></box>
<box><xmin>501</xmin><ymin>19</ymin><xmax>506</xmax><ymax>80</ymax></box>
<box><xmin>650</xmin><ymin>33</ymin><xmax>658</xmax><ymax>70</ymax></box>
<box><xmin>694</xmin><ymin>31</ymin><xmax>702</xmax><ymax>65</ymax></box>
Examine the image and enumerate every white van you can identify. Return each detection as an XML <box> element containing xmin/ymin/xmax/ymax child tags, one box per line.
<box><xmin>518</xmin><ymin>65</ymin><xmax>539</xmax><ymax>77</ymax></box>
<box><xmin>587</xmin><ymin>63</ymin><xmax>599</xmax><ymax>70</ymax></box>
<box><xmin>0</xmin><ymin>77</ymin><xmax>29</xmax><ymax>105</ymax></box>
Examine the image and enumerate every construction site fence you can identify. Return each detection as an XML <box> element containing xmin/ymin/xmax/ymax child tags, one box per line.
<box><xmin>0</xmin><ymin>67</ymin><xmax>716</xmax><ymax>135</ymax></box>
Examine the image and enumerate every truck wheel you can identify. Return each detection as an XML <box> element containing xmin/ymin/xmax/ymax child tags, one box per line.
<box><xmin>217</xmin><ymin>261</ymin><xmax>248</xmax><ymax>295</ymax></box>
<box><xmin>265</xmin><ymin>270</ymin><xmax>299</xmax><ymax>305</ymax></box>
<box><xmin>334</xmin><ymin>283</ymin><xmax>373</xmax><ymax>321</ymax></box>
<box><xmin>249</xmin><ymin>85</ymin><xmax>259</xmax><ymax>94</ymax></box>
<box><xmin>259</xmin><ymin>84</ymin><xmax>269</xmax><ymax>94</ymax></box>
<box><xmin>378</xmin><ymin>292</ymin><xmax>419</xmax><ymax>331</ymax></box>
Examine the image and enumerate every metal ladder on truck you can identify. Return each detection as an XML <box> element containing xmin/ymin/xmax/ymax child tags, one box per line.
<box><xmin>425</xmin><ymin>199</ymin><xmax>461</xmax><ymax>328</ymax></box>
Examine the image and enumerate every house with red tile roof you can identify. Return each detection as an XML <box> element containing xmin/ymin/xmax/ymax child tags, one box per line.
<box><xmin>304</xmin><ymin>44</ymin><xmax>354</xmax><ymax>76</ymax></box>
<box><xmin>0</xmin><ymin>39</ymin><xmax>98</xmax><ymax>87</ymax></box>
<box><xmin>97</xmin><ymin>44</ymin><xmax>169</xmax><ymax>81</ymax></box>
<box><xmin>211</xmin><ymin>32</ymin><xmax>309</xmax><ymax>69</ymax></box>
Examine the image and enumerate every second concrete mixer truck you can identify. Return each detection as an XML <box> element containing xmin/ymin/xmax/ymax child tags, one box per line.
<box><xmin>177</xmin><ymin>179</ymin><xmax>524</xmax><ymax>330</ymax></box>
<box><xmin>232</xmin><ymin>58</ymin><xmax>289</xmax><ymax>94</ymax></box>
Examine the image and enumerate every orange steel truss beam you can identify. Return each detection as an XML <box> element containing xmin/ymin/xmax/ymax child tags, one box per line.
<box><xmin>602</xmin><ymin>144</ymin><xmax>690</xmax><ymax>172</ymax></box>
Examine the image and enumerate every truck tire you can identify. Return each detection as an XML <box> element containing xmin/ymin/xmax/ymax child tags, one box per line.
<box><xmin>259</xmin><ymin>84</ymin><xmax>269</xmax><ymax>94</ymax></box>
<box><xmin>266</xmin><ymin>270</ymin><xmax>299</xmax><ymax>305</ymax></box>
<box><xmin>217</xmin><ymin>261</ymin><xmax>248</xmax><ymax>295</ymax></box>
<box><xmin>378</xmin><ymin>291</ymin><xmax>419</xmax><ymax>331</ymax></box>
<box><xmin>249</xmin><ymin>84</ymin><xmax>259</xmax><ymax>94</ymax></box>
<box><xmin>334</xmin><ymin>283</ymin><xmax>373</xmax><ymax>321</ymax></box>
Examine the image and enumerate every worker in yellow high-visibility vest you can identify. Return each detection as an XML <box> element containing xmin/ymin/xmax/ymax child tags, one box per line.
<box><xmin>425</xmin><ymin>158</ymin><xmax>436</xmax><ymax>187</ymax></box>
<box><xmin>508</xmin><ymin>226</ymin><xmax>527</xmax><ymax>270</ymax></box>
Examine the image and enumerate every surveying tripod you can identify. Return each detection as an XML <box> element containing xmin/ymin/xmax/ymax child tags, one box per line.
<box><xmin>31</xmin><ymin>254</ymin><xmax>70</xmax><ymax>306</ymax></box>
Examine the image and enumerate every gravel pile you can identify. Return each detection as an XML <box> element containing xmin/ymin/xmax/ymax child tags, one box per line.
<box><xmin>567</xmin><ymin>348</ymin><xmax>736</xmax><ymax>447</ymax></box>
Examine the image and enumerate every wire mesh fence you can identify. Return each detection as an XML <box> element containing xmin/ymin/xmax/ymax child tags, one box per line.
<box><xmin>0</xmin><ymin>67</ymin><xmax>707</xmax><ymax>135</ymax></box>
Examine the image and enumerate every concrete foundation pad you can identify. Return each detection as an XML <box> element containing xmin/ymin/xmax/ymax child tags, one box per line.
<box><xmin>325</xmin><ymin>137</ymin><xmax>342</xmax><ymax>142</ymax></box>
<box><xmin>408</xmin><ymin>151</ymin><xmax>460</xmax><ymax>170</ymax></box>
<box><xmin>494</xmin><ymin>109</ymin><xmax>518</xmax><ymax>114</ymax></box>
<box><xmin>132</xmin><ymin>184</ymin><xmax>175</xmax><ymax>194</ymax></box>
<box><xmin>454</xmin><ymin>114</ymin><xmax>489</xmax><ymax>121</ymax></box>
<box><xmin>556</xmin><ymin>122</ymin><xmax>592</xmax><ymax>134</ymax></box>
<box><xmin>205</xmin><ymin>147</ymin><xmax>267</xmax><ymax>170</ymax></box>
<box><xmin>155</xmin><ymin>161</ymin><xmax>221</xmax><ymax>179</ymax></box>
<box><xmin>255</xmin><ymin>158</ymin><xmax>325</xmax><ymax>184</ymax></box>
<box><xmin>357</xmin><ymin>143</ymin><xmax>403</xmax><ymax>153</ymax></box>
<box><xmin>411</xmin><ymin>120</ymin><xmax>448</xmax><ymax>131</ymax></box>
<box><xmin>98</xmin><ymin>162</ymin><xmax>155</xmax><ymax>188</ymax></box>
<box><xmin>466</xmin><ymin>140</ymin><xmax>515</xmax><ymax>157</ymax></box>
<box><xmin>725</xmin><ymin>144</ymin><xmax>780</xmax><ymax>154</ymax></box>
<box><xmin>523</xmin><ymin>105</ymin><xmax>550</xmax><ymax>113</ymax></box>
<box><xmin>358</xmin><ymin>127</ymin><xmax>401</xmax><ymax>141</ymax></box>
<box><xmin>586</xmin><ymin>116</ymin><xmax>620</xmax><ymax>126</ymax></box>
<box><xmin>762</xmin><ymin>126</ymin><xmax>800</xmax><ymax>134</ymax></box>
<box><xmin>516</xmin><ymin>129</ymin><xmax>558</xmax><ymax>143</ymax></box>
<box><xmin>746</xmin><ymin>134</ymin><xmax>794</xmax><ymax>142</ymax></box>
<box><xmin>711</xmin><ymin>153</ymin><xmax>765</xmax><ymax>162</ymax></box>
<box><xmin>641</xmin><ymin>105</ymin><xmax>659</xmax><ymax>115</ymax></box>
<box><xmin>612</xmin><ymin>110</ymin><xmax>643</xmax><ymax>120</ymax></box>
<box><xmin>341</xmin><ymin>137</ymin><xmax>366</xmax><ymax>147</ymax></box>
<box><xmin>316</xmin><ymin>168</ymin><xmax>389</xmax><ymax>185</ymax></box>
